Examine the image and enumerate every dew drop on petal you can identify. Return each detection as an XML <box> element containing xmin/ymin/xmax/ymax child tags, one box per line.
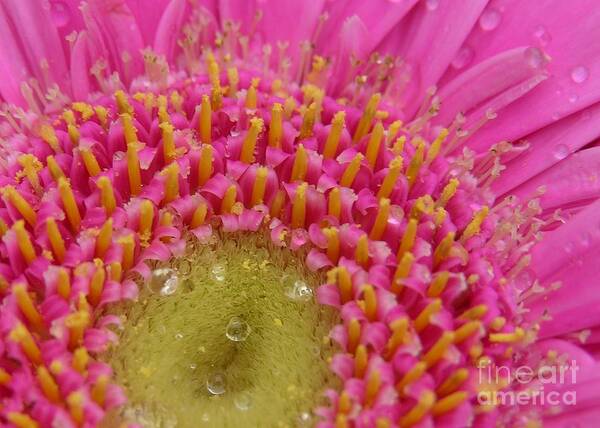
<box><xmin>225</xmin><ymin>316</ymin><xmax>251</xmax><ymax>342</ymax></box>
<box><xmin>50</xmin><ymin>1</ymin><xmax>71</xmax><ymax>27</ymax></box>
<box><xmin>568</xmin><ymin>94</ymin><xmax>579</xmax><ymax>103</ymax></box>
<box><xmin>479</xmin><ymin>8</ymin><xmax>501</xmax><ymax>31</ymax></box>
<box><xmin>211</xmin><ymin>264</ymin><xmax>226</xmax><ymax>281</ymax></box>
<box><xmin>533</xmin><ymin>25</ymin><xmax>552</xmax><ymax>46</ymax></box>
<box><xmin>206</xmin><ymin>372</ymin><xmax>226</xmax><ymax>395</ymax></box>
<box><xmin>524</xmin><ymin>47</ymin><xmax>545</xmax><ymax>69</ymax></box>
<box><xmin>451</xmin><ymin>46</ymin><xmax>474</xmax><ymax>70</ymax></box>
<box><xmin>148</xmin><ymin>268</ymin><xmax>179</xmax><ymax>296</ymax></box>
<box><xmin>571</xmin><ymin>66</ymin><xmax>589</xmax><ymax>84</ymax></box>
<box><xmin>425</xmin><ymin>0</ymin><xmax>439</xmax><ymax>11</ymax></box>
<box><xmin>552</xmin><ymin>144</ymin><xmax>569</xmax><ymax>160</ymax></box>
<box><xmin>234</xmin><ymin>391</ymin><xmax>252</xmax><ymax>411</ymax></box>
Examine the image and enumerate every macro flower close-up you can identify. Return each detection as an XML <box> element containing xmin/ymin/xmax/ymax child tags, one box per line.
<box><xmin>1</xmin><ymin>0</ymin><xmax>600</xmax><ymax>427</ymax></box>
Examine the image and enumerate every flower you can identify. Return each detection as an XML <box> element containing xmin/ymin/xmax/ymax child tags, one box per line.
<box><xmin>0</xmin><ymin>0</ymin><xmax>599</xmax><ymax>427</ymax></box>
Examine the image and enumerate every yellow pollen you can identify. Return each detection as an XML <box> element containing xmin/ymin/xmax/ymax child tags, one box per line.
<box><xmin>340</xmin><ymin>153</ymin><xmax>364</xmax><ymax>187</ymax></box>
<box><xmin>355</xmin><ymin>234</ymin><xmax>369</xmax><ymax>267</ymax></box>
<box><xmin>158</xmin><ymin>105</ymin><xmax>170</xmax><ymax>125</ymax></box>
<box><xmin>46</xmin><ymin>217</ymin><xmax>65</xmax><ymax>262</ymax></box>
<box><xmin>386</xmin><ymin>120</ymin><xmax>403</xmax><ymax>144</ymax></box>
<box><xmin>434</xmin><ymin>207</ymin><xmax>447</xmax><ymax>227</ymax></box>
<box><xmin>97</xmin><ymin>176</ymin><xmax>116</xmax><ymax>215</ymax></box>
<box><xmin>118</xmin><ymin>234</ymin><xmax>135</xmax><ymax>271</ymax></box>
<box><xmin>251</xmin><ymin>167</ymin><xmax>269</xmax><ymax>205</ymax></box>
<box><xmin>298</xmin><ymin>102</ymin><xmax>317</xmax><ymax>140</ymax></box>
<box><xmin>65</xmin><ymin>310</ymin><xmax>90</xmax><ymax>349</ymax></box>
<box><xmin>10</xmin><ymin>323</ymin><xmax>42</xmax><ymax>365</ymax></box>
<box><xmin>72</xmin><ymin>102</ymin><xmax>94</xmax><ymax>120</ymax></box>
<box><xmin>365</xmin><ymin>121</ymin><xmax>384</xmax><ymax>168</ymax></box>
<box><xmin>18</xmin><ymin>154</ymin><xmax>42</xmax><ymax>193</ymax></box>
<box><xmin>396</xmin><ymin>361</ymin><xmax>427</xmax><ymax>394</ymax></box>
<box><xmin>221</xmin><ymin>185</ymin><xmax>237</xmax><ymax>214</ymax></box>
<box><xmin>240</xmin><ymin>117</ymin><xmax>264</xmax><ymax>163</ymax></box>
<box><xmin>160</xmin><ymin>122</ymin><xmax>176</xmax><ymax>164</ymax></box>
<box><xmin>490</xmin><ymin>316</ymin><xmax>507</xmax><ymax>331</ymax></box>
<box><xmin>94</xmin><ymin>106</ymin><xmax>108</xmax><ymax>129</ymax></box>
<box><xmin>437</xmin><ymin>178</ymin><xmax>459</xmax><ymax>208</ymax></box>
<box><xmin>67</xmin><ymin>124</ymin><xmax>80</xmax><ymax>146</ymax></box>
<box><xmin>58</xmin><ymin>177</ymin><xmax>81</xmax><ymax>231</ymax></box>
<box><xmin>14</xmin><ymin>220</ymin><xmax>36</xmax><ymax>264</ymax></box>
<box><xmin>269</xmin><ymin>189</ymin><xmax>286</xmax><ymax>218</ymax></box>
<box><xmin>67</xmin><ymin>391</ymin><xmax>85</xmax><ymax>425</ymax></box>
<box><xmin>362</xmin><ymin>284</ymin><xmax>377</xmax><ymax>321</ymax></box>
<box><xmin>323</xmin><ymin>227</ymin><xmax>340</xmax><ymax>263</ymax></box>
<box><xmin>392</xmin><ymin>252</ymin><xmax>414</xmax><ymax>294</ymax></box>
<box><xmin>354</xmin><ymin>344</ymin><xmax>368</xmax><ymax>378</ymax></box>
<box><xmin>170</xmin><ymin>91</ymin><xmax>184</xmax><ymax>114</ymax></box>
<box><xmin>328</xmin><ymin>187</ymin><xmax>341</xmax><ymax>219</ymax></box>
<box><xmin>62</xmin><ymin>109</ymin><xmax>76</xmax><ymax>125</ymax></box>
<box><xmin>46</xmin><ymin>155</ymin><xmax>65</xmax><ymax>182</ymax></box>
<box><xmin>291</xmin><ymin>182</ymin><xmax>308</xmax><ymax>229</ymax></box>
<box><xmin>56</xmin><ymin>268</ymin><xmax>71</xmax><ymax>300</ymax></box>
<box><xmin>347</xmin><ymin>318</ymin><xmax>361</xmax><ymax>354</ymax></box>
<box><xmin>384</xmin><ymin>318</ymin><xmax>409</xmax><ymax>360</ymax></box>
<box><xmin>39</xmin><ymin>124</ymin><xmax>62</xmax><ymax>153</ymax></box>
<box><xmin>199</xmin><ymin>95</ymin><xmax>212</xmax><ymax>145</ymax></box>
<box><xmin>121</xmin><ymin>113</ymin><xmax>138</xmax><ymax>145</ymax></box>
<box><xmin>268</xmin><ymin>103</ymin><xmax>283</xmax><ymax>148</ymax></box>
<box><xmin>432</xmin><ymin>391</ymin><xmax>468</xmax><ymax>416</ymax></box>
<box><xmin>7</xmin><ymin>413</ymin><xmax>39</xmax><ymax>428</ymax></box>
<box><xmin>461</xmin><ymin>206</ymin><xmax>490</xmax><ymax>242</ymax></box>
<box><xmin>324</xmin><ymin>111</ymin><xmax>345</xmax><ymax>159</ymax></box>
<box><xmin>115</xmin><ymin>90</ymin><xmax>133</xmax><ymax>115</ymax></box>
<box><xmin>126</xmin><ymin>141</ymin><xmax>142</xmax><ymax>196</ymax></box>
<box><xmin>353</xmin><ymin>93</ymin><xmax>381</xmax><ymax>143</ymax></box>
<box><xmin>414</xmin><ymin>299</ymin><xmax>442</xmax><ymax>332</ymax></box>
<box><xmin>397</xmin><ymin>219</ymin><xmax>418</xmax><ymax>260</ymax></box>
<box><xmin>423</xmin><ymin>331</ymin><xmax>455</xmax><ymax>368</ymax></box>
<box><xmin>190</xmin><ymin>202</ymin><xmax>208</xmax><ymax>228</ymax></box>
<box><xmin>72</xmin><ymin>347</ymin><xmax>89</xmax><ymax>374</ymax></box>
<box><xmin>410</xmin><ymin>195</ymin><xmax>434</xmax><ymax>220</ymax></box>
<box><xmin>162</xmin><ymin>162</ymin><xmax>180</xmax><ymax>204</ymax></box>
<box><xmin>80</xmin><ymin>147</ymin><xmax>101</xmax><ymax>177</ymax></box>
<box><xmin>460</xmin><ymin>304</ymin><xmax>489</xmax><ymax>320</ymax></box>
<box><xmin>427</xmin><ymin>272</ymin><xmax>450</xmax><ymax>297</ymax></box>
<box><xmin>406</xmin><ymin>141</ymin><xmax>425</xmax><ymax>188</ymax></box>
<box><xmin>377</xmin><ymin>156</ymin><xmax>403</xmax><ymax>200</ymax></box>
<box><xmin>454</xmin><ymin>321</ymin><xmax>482</xmax><ymax>344</ymax></box>
<box><xmin>227</xmin><ymin>67</ymin><xmax>239</xmax><ymax>96</ymax></box>
<box><xmin>370</xmin><ymin>198</ymin><xmax>390</xmax><ymax>240</ymax></box>
<box><xmin>283</xmin><ymin>97</ymin><xmax>297</xmax><ymax>119</ymax></box>
<box><xmin>433</xmin><ymin>232</ymin><xmax>455</xmax><ymax>268</ymax></box>
<box><xmin>3</xmin><ymin>186</ymin><xmax>37</xmax><ymax>226</ymax></box>
<box><xmin>399</xmin><ymin>391</ymin><xmax>435</xmax><ymax>428</ymax></box>
<box><xmin>245</xmin><ymin>82</ymin><xmax>258</xmax><ymax>109</ymax></box>
<box><xmin>138</xmin><ymin>200</ymin><xmax>154</xmax><ymax>242</ymax></box>
<box><xmin>13</xmin><ymin>283</ymin><xmax>44</xmax><ymax>331</ymax></box>
<box><xmin>364</xmin><ymin>370</ymin><xmax>381</xmax><ymax>407</ymax></box>
<box><xmin>392</xmin><ymin>135</ymin><xmax>406</xmax><ymax>155</ymax></box>
<box><xmin>290</xmin><ymin>144</ymin><xmax>309</xmax><ymax>182</ymax></box>
<box><xmin>489</xmin><ymin>327</ymin><xmax>525</xmax><ymax>343</ymax></box>
<box><xmin>198</xmin><ymin>144</ymin><xmax>214</xmax><ymax>186</ymax></box>
<box><xmin>425</xmin><ymin>128</ymin><xmax>449</xmax><ymax>164</ymax></box>
<box><xmin>37</xmin><ymin>366</ymin><xmax>60</xmax><ymax>403</ymax></box>
<box><xmin>436</xmin><ymin>368</ymin><xmax>469</xmax><ymax>396</ymax></box>
<box><xmin>91</xmin><ymin>374</ymin><xmax>109</xmax><ymax>406</ymax></box>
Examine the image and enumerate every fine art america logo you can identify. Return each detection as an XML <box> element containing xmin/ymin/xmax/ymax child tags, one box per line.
<box><xmin>477</xmin><ymin>360</ymin><xmax>579</xmax><ymax>406</ymax></box>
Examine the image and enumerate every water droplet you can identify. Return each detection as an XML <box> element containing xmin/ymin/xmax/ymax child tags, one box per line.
<box><xmin>226</xmin><ymin>316</ymin><xmax>251</xmax><ymax>342</ymax></box>
<box><xmin>211</xmin><ymin>264</ymin><xmax>226</xmax><ymax>281</ymax></box>
<box><xmin>174</xmin><ymin>332</ymin><xmax>184</xmax><ymax>340</ymax></box>
<box><xmin>298</xmin><ymin>412</ymin><xmax>312</xmax><ymax>426</ymax></box>
<box><xmin>286</xmin><ymin>280</ymin><xmax>313</xmax><ymax>302</ymax></box>
<box><xmin>234</xmin><ymin>391</ymin><xmax>252</xmax><ymax>411</ymax></box>
<box><xmin>451</xmin><ymin>46</ymin><xmax>474</xmax><ymax>70</ymax></box>
<box><xmin>425</xmin><ymin>0</ymin><xmax>439</xmax><ymax>11</ymax></box>
<box><xmin>206</xmin><ymin>372</ymin><xmax>226</xmax><ymax>395</ymax></box>
<box><xmin>524</xmin><ymin>47</ymin><xmax>545</xmax><ymax>69</ymax></box>
<box><xmin>189</xmin><ymin>363</ymin><xmax>197</xmax><ymax>370</ymax></box>
<box><xmin>553</xmin><ymin>144</ymin><xmax>569</xmax><ymax>160</ymax></box>
<box><xmin>571</xmin><ymin>66</ymin><xmax>589</xmax><ymax>84</ymax></box>
<box><xmin>148</xmin><ymin>268</ymin><xmax>179</xmax><ymax>296</ymax></box>
<box><xmin>533</xmin><ymin>25</ymin><xmax>552</xmax><ymax>46</ymax></box>
<box><xmin>568</xmin><ymin>94</ymin><xmax>579</xmax><ymax>103</ymax></box>
<box><xmin>479</xmin><ymin>8</ymin><xmax>501</xmax><ymax>31</ymax></box>
<box><xmin>50</xmin><ymin>1</ymin><xmax>71</xmax><ymax>27</ymax></box>
<box><xmin>229</xmin><ymin>129</ymin><xmax>240</xmax><ymax>137</ymax></box>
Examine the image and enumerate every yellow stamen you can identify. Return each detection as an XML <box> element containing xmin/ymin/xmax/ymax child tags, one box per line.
<box><xmin>89</xmin><ymin>261</ymin><xmax>105</xmax><ymax>306</ymax></box>
<box><xmin>115</xmin><ymin>90</ymin><xmax>133</xmax><ymax>115</ymax></box>
<box><xmin>63</xmin><ymin>109</ymin><xmax>76</xmax><ymax>125</ymax></box>
<box><xmin>461</xmin><ymin>206</ymin><xmax>489</xmax><ymax>242</ymax></box>
<box><xmin>433</xmin><ymin>232</ymin><xmax>455</xmax><ymax>268</ymax></box>
<box><xmin>46</xmin><ymin>155</ymin><xmax>65</xmax><ymax>182</ymax></box>
<box><xmin>268</xmin><ymin>103</ymin><xmax>283</xmax><ymax>148</ymax></box>
<box><xmin>460</xmin><ymin>304</ymin><xmax>489</xmax><ymax>320</ymax></box>
<box><xmin>126</xmin><ymin>142</ymin><xmax>142</xmax><ymax>196</ymax></box>
<box><xmin>198</xmin><ymin>144</ymin><xmax>214</xmax><ymax>186</ymax></box>
<box><xmin>392</xmin><ymin>252</ymin><xmax>414</xmax><ymax>294</ymax></box>
<box><xmin>162</xmin><ymin>162</ymin><xmax>180</xmax><ymax>203</ymax></box>
<box><xmin>396</xmin><ymin>361</ymin><xmax>427</xmax><ymax>393</ymax></box>
<box><xmin>37</xmin><ymin>366</ymin><xmax>60</xmax><ymax>403</ymax></box>
<box><xmin>121</xmin><ymin>113</ymin><xmax>138</xmax><ymax>145</ymax></box>
<box><xmin>340</xmin><ymin>153</ymin><xmax>364</xmax><ymax>187</ymax></box>
<box><xmin>67</xmin><ymin>124</ymin><xmax>80</xmax><ymax>146</ymax></box>
<box><xmin>355</xmin><ymin>234</ymin><xmax>369</xmax><ymax>267</ymax></box>
<box><xmin>434</xmin><ymin>207</ymin><xmax>447</xmax><ymax>227</ymax></box>
<box><xmin>13</xmin><ymin>284</ymin><xmax>43</xmax><ymax>331</ymax></box>
<box><xmin>414</xmin><ymin>299</ymin><xmax>442</xmax><ymax>333</ymax></box>
<box><xmin>365</xmin><ymin>370</ymin><xmax>381</xmax><ymax>407</ymax></box>
<box><xmin>490</xmin><ymin>316</ymin><xmax>507</xmax><ymax>331</ymax></box>
<box><xmin>14</xmin><ymin>220</ymin><xmax>36</xmax><ymax>264</ymax></box>
<box><xmin>221</xmin><ymin>185</ymin><xmax>237</xmax><ymax>214</ymax></box>
<box><xmin>109</xmin><ymin>261</ymin><xmax>122</xmax><ymax>282</ymax></box>
<box><xmin>240</xmin><ymin>118</ymin><xmax>263</xmax><ymax>163</ymax></box>
<box><xmin>290</xmin><ymin>144</ymin><xmax>308</xmax><ymax>182</ymax></box>
<box><xmin>160</xmin><ymin>122</ymin><xmax>176</xmax><ymax>164</ymax></box>
<box><xmin>376</xmin><ymin>418</ymin><xmax>391</xmax><ymax>428</ymax></box>
<box><xmin>369</xmin><ymin>198</ymin><xmax>390</xmax><ymax>240</ymax></box>
<box><xmin>454</xmin><ymin>320</ymin><xmax>482</xmax><ymax>344</ymax></box>
<box><xmin>245</xmin><ymin>83</ymin><xmax>258</xmax><ymax>109</ymax></box>
<box><xmin>354</xmin><ymin>344</ymin><xmax>368</xmax><ymax>378</ymax></box>
<box><xmin>10</xmin><ymin>323</ymin><xmax>42</xmax><ymax>364</ymax></box>
<box><xmin>138</xmin><ymin>201</ymin><xmax>154</xmax><ymax>242</ymax></box>
<box><xmin>95</xmin><ymin>218</ymin><xmax>113</xmax><ymax>258</ymax></box>
<box><xmin>362</xmin><ymin>284</ymin><xmax>377</xmax><ymax>321</ymax></box>
<box><xmin>432</xmin><ymin>391</ymin><xmax>468</xmax><ymax>416</ymax></box>
<box><xmin>94</xmin><ymin>106</ymin><xmax>108</xmax><ymax>129</ymax></box>
<box><xmin>3</xmin><ymin>186</ymin><xmax>37</xmax><ymax>226</ymax></box>
<box><xmin>323</xmin><ymin>111</ymin><xmax>345</xmax><ymax>159</ymax></box>
<box><xmin>67</xmin><ymin>391</ymin><xmax>85</xmax><ymax>425</ymax></box>
<box><xmin>377</xmin><ymin>156</ymin><xmax>403</xmax><ymax>200</ymax></box>
<box><xmin>339</xmin><ymin>391</ymin><xmax>352</xmax><ymax>414</ymax></box>
<box><xmin>65</xmin><ymin>310</ymin><xmax>90</xmax><ymax>349</ymax></box>
<box><xmin>321</xmin><ymin>227</ymin><xmax>339</xmax><ymax>263</ymax></box>
<box><xmin>347</xmin><ymin>318</ymin><xmax>361</xmax><ymax>353</ymax></box>
<box><xmin>406</xmin><ymin>140</ymin><xmax>425</xmax><ymax>188</ymax></box>
<box><xmin>291</xmin><ymin>182</ymin><xmax>307</xmax><ymax>229</ymax></box>
<box><xmin>72</xmin><ymin>347</ymin><xmax>89</xmax><ymax>374</ymax></box>
<box><xmin>227</xmin><ymin>67</ymin><xmax>239</xmax><ymax>96</ymax></box>
<box><xmin>410</xmin><ymin>195</ymin><xmax>434</xmax><ymax>220</ymax></box>
<box><xmin>72</xmin><ymin>102</ymin><xmax>94</xmax><ymax>120</ymax></box>
<box><xmin>489</xmin><ymin>327</ymin><xmax>525</xmax><ymax>343</ymax></box>
<box><xmin>80</xmin><ymin>147</ymin><xmax>101</xmax><ymax>177</ymax></box>
<box><xmin>335</xmin><ymin>414</ymin><xmax>348</xmax><ymax>428</ymax></box>
<box><xmin>436</xmin><ymin>179</ymin><xmax>459</xmax><ymax>208</ymax></box>
<box><xmin>283</xmin><ymin>96</ymin><xmax>297</xmax><ymax>119</ymax></box>
<box><xmin>397</xmin><ymin>219</ymin><xmax>417</xmax><ymax>260</ymax></box>
<box><xmin>366</xmin><ymin>121</ymin><xmax>384</xmax><ymax>168</ymax></box>
<box><xmin>422</xmin><ymin>332</ymin><xmax>455</xmax><ymax>368</ymax></box>
<box><xmin>427</xmin><ymin>272</ymin><xmax>450</xmax><ymax>297</ymax></box>
<box><xmin>353</xmin><ymin>93</ymin><xmax>381</xmax><ymax>143</ymax></box>
<box><xmin>199</xmin><ymin>95</ymin><xmax>212</xmax><ymax>145</ymax></box>
<box><xmin>392</xmin><ymin>135</ymin><xmax>406</xmax><ymax>155</ymax></box>
<box><xmin>328</xmin><ymin>187</ymin><xmax>341</xmax><ymax>219</ymax></box>
<box><xmin>384</xmin><ymin>318</ymin><xmax>409</xmax><ymax>360</ymax></box>
<box><xmin>0</xmin><ymin>219</ymin><xmax>7</xmax><ymax>238</ymax></box>
<box><xmin>251</xmin><ymin>167</ymin><xmax>269</xmax><ymax>205</ymax></box>
<box><xmin>58</xmin><ymin>177</ymin><xmax>81</xmax><ymax>231</ymax></box>
<box><xmin>436</xmin><ymin>368</ymin><xmax>469</xmax><ymax>396</ymax></box>
<box><xmin>399</xmin><ymin>391</ymin><xmax>435</xmax><ymax>428</ymax></box>
<box><xmin>426</xmin><ymin>128</ymin><xmax>449</xmax><ymax>164</ymax></box>
<box><xmin>0</xmin><ymin>367</ymin><xmax>11</xmax><ymax>385</ymax></box>
<box><xmin>97</xmin><ymin>176</ymin><xmax>116</xmax><ymax>215</ymax></box>
<box><xmin>269</xmin><ymin>189</ymin><xmax>286</xmax><ymax>218</ymax></box>
<box><xmin>18</xmin><ymin>154</ymin><xmax>42</xmax><ymax>193</ymax></box>
<box><xmin>190</xmin><ymin>202</ymin><xmax>208</xmax><ymax>228</ymax></box>
<box><xmin>39</xmin><ymin>124</ymin><xmax>62</xmax><ymax>153</ymax></box>
<box><xmin>45</xmin><ymin>217</ymin><xmax>65</xmax><ymax>263</ymax></box>
<box><xmin>298</xmin><ymin>102</ymin><xmax>317</xmax><ymax>140</ymax></box>
<box><xmin>7</xmin><ymin>413</ymin><xmax>39</xmax><ymax>428</ymax></box>
<box><xmin>386</xmin><ymin>120</ymin><xmax>403</xmax><ymax>144</ymax></box>
<box><xmin>334</xmin><ymin>266</ymin><xmax>353</xmax><ymax>304</ymax></box>
<box><xmin>57</xmin><ymin>268</ymin><xmax>71</xmax><ymax>300</ymax></box>
<box><xmin>91</xmin><ymin>374</ymin><xmax>109</xmax><ymax>406</ymax></box>
<box><xmin>119</xmin><ymin>234</ymin><xmax>135</xmax><ymax>271</ymax></box>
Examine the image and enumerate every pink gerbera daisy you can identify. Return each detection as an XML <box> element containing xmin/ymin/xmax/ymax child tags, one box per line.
<box><xmin>0</xmin><ymin>1</ymin><xmax>599</xmax><ymax>427</ymax></box>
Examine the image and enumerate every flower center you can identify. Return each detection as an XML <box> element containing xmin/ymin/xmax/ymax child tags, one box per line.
<box><xmin>105</xmin><ymin>233</ymin><xmax>337</xmax><ymax>427</ymax></box>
